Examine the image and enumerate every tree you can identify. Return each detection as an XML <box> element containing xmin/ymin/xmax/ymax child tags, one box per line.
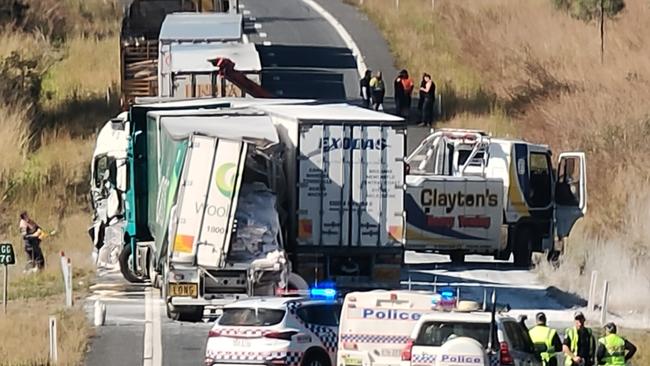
<box><xmin>552</xmin><ymin>0</ymin><xmax>625</xmax><ymax>22</ymax></box>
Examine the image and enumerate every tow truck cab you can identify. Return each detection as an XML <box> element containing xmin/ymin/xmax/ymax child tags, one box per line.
<box><xmin>405</xmin><ymin>129</ymin><xmax>587</xmax><ymax>266</ymax></box>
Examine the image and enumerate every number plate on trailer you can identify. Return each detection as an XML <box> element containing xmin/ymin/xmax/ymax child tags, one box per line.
<box><xmin>168</xmin><ymin>283</ymin><xmax>198</xmax><ymax>298</ymax></box>
<box><xmin>0</xmin><ymin>243</ymin><xmax>15</xmax><ymax>265</ymax></box>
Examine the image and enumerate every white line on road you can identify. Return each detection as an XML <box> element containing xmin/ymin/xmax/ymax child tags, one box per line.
<box><xmin>143</xmin><ymin>288</ymin><xmax>152</xmax><ymax>366</ymax></box>
<box><xmin>259</xmin><ymin>32</ymin><xmax>268</xmax><ymax>38</ymax></box>
<box><xmin>243</xmin><ymin>10</ymin><xmax>251</xmax><ymax>15</ymax></box>
<box><xmin>254</xmin><ymin>23</ymin><xmax>262</xmax><ymax>30</ymax></box>
<box><xmin>152</xmin><ymin>289</ymin><xmax>162</xmax><ymax>366</ymax></box>
<box><xmin>143</xmin><ymin>288</ymin><xmax>162</xmax><ymax>366</ymax></box>
<box><xmin>263</xmin><ymin>41</ymin><xmax>272</xmax><ymax>46</ymax></box>
<box><xmin>300</xmin><ymin>0</ymin><xmax>366</xmax><ymax>77</ymax></box>
<box><xmin>248</xmin><ymin>15</ymin><xmax>256</xmax><ymax>21</ymax></box>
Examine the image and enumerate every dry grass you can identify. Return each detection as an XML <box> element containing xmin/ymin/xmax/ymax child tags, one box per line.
<box><xmin>43</xmin><ymin>35</ymin><xmax>120</xmax><ymax>103</ymax></box>
<box><xmin>356</xmin><ymin>0</ymin><xmax>650</xmax><ymax>314</ymax></box>
<box><xmin>0</xmin><ymin>300</ymin><xmax>91</xmax><ymax>366</ymax></box>
<box><xmin>0</xmin><ymin>1</ymin><xmax>121</xmax><ymax>364</ymax></box>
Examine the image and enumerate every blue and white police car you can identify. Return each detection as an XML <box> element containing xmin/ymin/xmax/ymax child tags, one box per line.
<box><xmin>204</xmin><ymin>289</ymin><xmax>341</xmax><ymax>366</ymax></box>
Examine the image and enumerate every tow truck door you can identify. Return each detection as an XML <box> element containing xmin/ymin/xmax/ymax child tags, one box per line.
<box><xmin>554</xmin><ymin>152</ymin><xmax>587</xmax><ymax>238</ymax></box>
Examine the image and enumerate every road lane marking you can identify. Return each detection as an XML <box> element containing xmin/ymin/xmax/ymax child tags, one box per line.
<box><xmin>263</xmin><ymin>41</ymin><xmax>272</xmax><ymax>46</ymax></box>
<box><xmin>243</xmin><ymin>10</ymin><xmax>251</xmax><ymax>15</ymax></box>
<box><xmin>259</xmin><ymin>32</ymin><xmax>268</xmax><ymax>38</ymax></box>
<box><xmin>254</xmin><ymin>23</ymin><xmax>262</xmax><ymax>29</ymax></box>
<box><xmin>143</xmin><ymin>288</ymin><xmax>153</xmax><ymax>365</ymax></box>
<box><xmin>300</xmin><ymin>0</ymin><xmax>366</xmax><ymax>77</ymax></box>
<box><xmin>152</xmin><ymin>289</ymin><xmax>162</xmax><ymax>366</ymax></box>
<box><xmin>143</xmin><ymin>287</ymin><xmax>162</xmax><ymax>366</ymax></box>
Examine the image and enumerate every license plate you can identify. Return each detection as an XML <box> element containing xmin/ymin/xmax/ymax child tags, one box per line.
<box><xmin>343</xmin><ymin>356</ymin><xmax>362</xmax><ymax>366</ymax></box>
<box><xmin>233</xmin><ymin>338</ymin><xmax>251</xmax><ymax>347</ymax></box>
<box><xmin>169</xmin><ymin>283</ymin><xmax>198</xmax><ymax>298</ymax></box>
<box><xmin>380</xmin><ymin>349</ymin><xmax>401</xmax><ymax>357</ymax></box>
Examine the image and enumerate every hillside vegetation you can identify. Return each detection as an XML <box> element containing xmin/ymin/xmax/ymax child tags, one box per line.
<box><xmin>0</xmin><ymin>0</ymin><xmax>121</xmax><ymax>364</ymax></box>
<box><xmin>356</xmin><ymin>0</ymin><xmax>650</xmax><ymax>313</ymax></box>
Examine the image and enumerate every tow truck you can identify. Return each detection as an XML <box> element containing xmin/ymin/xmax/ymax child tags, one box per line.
<box><xmin>404</xmin><ymin>128</ymin><xmax>587</xmax><ymax>267</ymax></box>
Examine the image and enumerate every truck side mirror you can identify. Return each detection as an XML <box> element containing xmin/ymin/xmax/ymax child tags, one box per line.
<box><xmin>111</xmin><ymin>118</ymin><xmax>125</xmax><ymax>131</ymax></box>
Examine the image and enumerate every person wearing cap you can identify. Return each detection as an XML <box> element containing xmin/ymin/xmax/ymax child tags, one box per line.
<box><xmin>563</xmin><ymin>311</ymin><xmax>596</xmax><ymax>366</ymax></box>
<box><xmin>529</xmin><ymin>312</ymin><xmax>562</xmax><ymax>366</ymax></box>
<box><xmin>596</xmin><ymin>322</ymin><xmax>636</xmax><ymax>365</ymax></box>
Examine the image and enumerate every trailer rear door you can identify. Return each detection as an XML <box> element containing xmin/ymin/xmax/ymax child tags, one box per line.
<box><xmin>297</xmin><ymin>124</ymin><xmax>405</xmax><ymax>247</ymax></box>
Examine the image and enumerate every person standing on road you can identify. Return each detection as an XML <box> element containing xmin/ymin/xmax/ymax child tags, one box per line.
<box><xmin>529</xmin><ymin>312</ymin><xmax>563</xmax><ymax>366</ymax></box>
<box><xmin>418</xmin><ymin>73</ymin><xmax>435</xmax><ymax>127</ymax></box>
<box><xmin>563</xmin><ymin>312</ymin><xmax>596</xmax><ymax>366</ymax></box>
<box><xmin>19</xmin><ymin>211</ymin><xmax>45</xmax><ymax>271</ymax></box>
<box><xmin>417</xmin><ymin>73</ymin><xmax>427</xmax><ymax>120</ymax></box>
<box><xmin>596</xmin><ymin>322</ymin><xmax>636</xmax><ymax>365</ymax></box>
<box><xmin>369</xmin><ymin>71</ymin><xmax>385</xmax><ymax>111</ymax></box>
<box><xmin>398</xmin><ymin>69</ymin><xmax>414</xmax><ymax>119</ymax></box>
<box><xmin>359</xmin><ymin>69</ymin><xmax>372</xmax><ymax>108</ymax></box>
<box><xmin>393</xmin><ymin>71</ymin><xmax>405</xmax><ymax>116</ymax></box>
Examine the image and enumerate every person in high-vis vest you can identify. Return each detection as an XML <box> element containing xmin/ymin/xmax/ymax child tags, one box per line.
<box><xmin>596</xmin><ymin>322</ymin><xmax>636</xmax><ymax>365</ymax></box>
<box><xmin>563</xmin><ymin>311</ymin><xmax>596</xmax><ymax>366</ymax></box>
<box><xmin>529</xmin><ymin>312</ymin><xmax>563</xmax><ymax>366</ymax></box>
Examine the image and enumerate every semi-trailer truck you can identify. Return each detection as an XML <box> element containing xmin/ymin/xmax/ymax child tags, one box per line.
<box><xmin>91</xmin><ymin>98</ymin><xmax>406</xmax><ymax>320</ymax></box>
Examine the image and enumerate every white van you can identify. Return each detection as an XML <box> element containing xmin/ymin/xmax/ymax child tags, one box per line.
<box><xmin>338</xmin><ymin>290</ymin><xmax>439</xmax><ymax>366</ymax></box>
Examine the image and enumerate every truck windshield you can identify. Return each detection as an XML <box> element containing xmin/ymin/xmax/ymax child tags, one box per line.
<box><xmin>415</xmin><ymin>321</ymin><xmax>490</xmax><ymax>347</ymax></box>
<box><xmin>219</xmin><ymin>308</ymin><xmax>286</xmax><ymax>326</ymax></box>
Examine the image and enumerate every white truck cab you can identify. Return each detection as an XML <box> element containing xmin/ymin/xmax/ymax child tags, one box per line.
<box><xmin>405</xmin><ymin>129</ymin><xmax>587</xmax><ymax>266</ymax></box>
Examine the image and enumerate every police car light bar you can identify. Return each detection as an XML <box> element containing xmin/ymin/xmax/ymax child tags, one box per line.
<box><xmin>310</xmin><ymin>288</ymin><xmax>336</xmax><ymax>299</ymax></box>
<box><xmin>275</xmin><ymin>286</ymin><xmax>337</xmax><ymax>299</ymax></box>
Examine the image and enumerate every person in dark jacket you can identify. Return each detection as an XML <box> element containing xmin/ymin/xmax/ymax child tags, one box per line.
<box><xmin>418</xmin><ymin>73</ymin><xmax>435</xmax><ymax>127</ymax></box>
<box><xmin>393</xmin><ymin>71</ymin><xmax>405</xmax><ymax>116</ymax></box>
<box><xmin>563</xmin><ymin>312</ymin><xmax>596</xmax><ymax>366</ymax></box>
<box><xmin>19</xmin><ymin>211</ymin><xmax>45</xmax><ymax>271</ymax></box>
<box><xmin>417</xmin><ymin>73</ymin><xmax>427</xmax><ymax>119</ymax></box>
<box><xmin>359</xmin><ymin>69</ymin><xmax>372</xmax><ymax>108</ymax></box>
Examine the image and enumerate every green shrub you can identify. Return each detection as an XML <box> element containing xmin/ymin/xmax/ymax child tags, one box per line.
<box><xmin>552</xmin><ymin>0</ymin><xmax>625</xmax><ymax>21</ymax></box>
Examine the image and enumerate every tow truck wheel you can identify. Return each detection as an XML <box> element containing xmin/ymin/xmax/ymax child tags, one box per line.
<box><xmin>301</xmin><ymin>350</ymin><xmax>330</xmax><ymax>366</ymax></box>
<box><xmin>513</xmin><ymin>228</ymin><xmax>533</xmax><ymax>268</ymax></box>
<box><xmin>449</xmin><ymin>251</ymin><xmax>465</xmax><ymax>264</ymax></box>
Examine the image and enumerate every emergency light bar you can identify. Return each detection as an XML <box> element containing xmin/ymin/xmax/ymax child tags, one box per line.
<box><xmin>275</xmin><ymin>286</ymin><xmax>337</xmax><ymax>300</ymax></box>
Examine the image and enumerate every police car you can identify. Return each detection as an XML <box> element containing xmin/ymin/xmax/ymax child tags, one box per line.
<box><xmin>204</xmin><ymin>289</ymin><xmax>341</xmax><ymax>366</ymax></box>
<box><xmin>404</xmin><ymin>308</ymin><xmax>542</xmax><ymax>366</ymax></box>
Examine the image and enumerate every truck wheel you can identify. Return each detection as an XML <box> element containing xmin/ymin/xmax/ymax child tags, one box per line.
<box><xmin>513</xmin><ymin>228</ymin><xmax>533</xmax><ymax>268</ymax></box>
<box><xmin>449</xmin><ymin>251</ymin><xmax>465</xmax><ymax>264</ymax></box>
<box><xmin>118</xmin><ymin>245</ymin><xmax>144</xmax><ymax>283</ymax></box>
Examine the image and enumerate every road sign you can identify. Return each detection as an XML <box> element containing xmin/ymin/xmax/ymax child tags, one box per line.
<box><xmin>0</xmin><ymin>243</ymin><xmax>15</xmax><ymax>265</ymax></box>
<box><xmin>1</xmin><ymin>242</ymin><xmax>14</xmax><ymax>314</ymax></box>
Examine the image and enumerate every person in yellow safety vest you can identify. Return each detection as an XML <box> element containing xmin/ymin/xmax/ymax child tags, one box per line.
<box><xmin>596</xmin><ymin>322</ymin><xmax>636</xmax><ymax>365</ymax></box>
<box><xmin>563</xmin><ymin>311</ymin><xmax>596</xmax><ymax>366</ymax></box>
<box><xmin>529</xmin><ymin>312</ymin><xmax>563</xmax><ymax>366</ymax></box>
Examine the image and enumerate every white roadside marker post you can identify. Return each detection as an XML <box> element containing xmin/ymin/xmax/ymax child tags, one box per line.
<box><xmin>49</xmin><ymin>316</ymin><xmax>58</xmax><ymax>364</ymax></box>
<box><xmin>600</xmin><ymin>280</ymin><xmax>609</xmax><ymax>325</ymax></box>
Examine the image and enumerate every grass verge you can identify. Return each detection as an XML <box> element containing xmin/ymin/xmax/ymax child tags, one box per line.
<box><xmin>0</xmin><ymin>0</ymin><xmax>121</xmax><ymax>364</ymax></box>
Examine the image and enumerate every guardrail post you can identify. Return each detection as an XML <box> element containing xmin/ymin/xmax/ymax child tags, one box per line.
<box><xmin>600</xmin><ymin>280</ymin><xmax>609</xmax><ymax>325</ymax></box>
<box><xmin>587</xmin><ymin>270</ymin><xmax>598</xmax><ymax>312</ymax></box>
<box><xmin>49</xmin><ymin>316</ymin><xmax>58</xmax><ymax>364</ymax></box>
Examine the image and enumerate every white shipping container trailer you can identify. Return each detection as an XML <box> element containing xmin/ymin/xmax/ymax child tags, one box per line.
<box><xmin>259</xmin><ymin>104</ymin><xmax>407</xmax><ymax>290</ymax></box>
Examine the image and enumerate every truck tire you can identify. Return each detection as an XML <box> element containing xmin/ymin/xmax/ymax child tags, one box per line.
<box><xmin>513</xmin><ymin>228</ymin><xmax>533</xmax><ymax>268</ymax></box>
<box><xmin>118</xmin><ymin>245</ymin><xmax>144</xmax><ymax>283</ymax></box>
<box><xmin>449</xmin><ymin>251</ymin><xmax>465</xmax><ymax>264</ymax></box>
